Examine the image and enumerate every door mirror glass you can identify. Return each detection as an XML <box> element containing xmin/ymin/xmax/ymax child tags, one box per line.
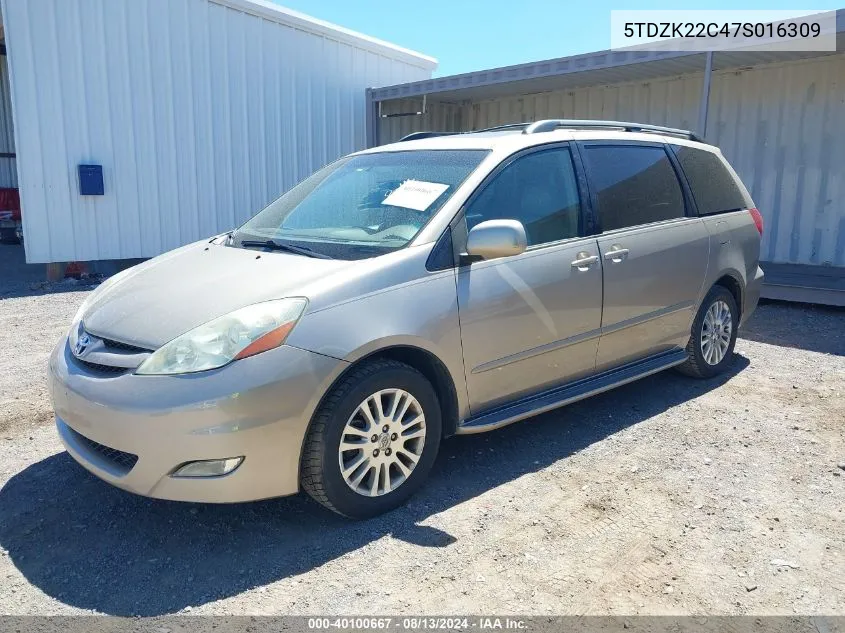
<box><xmin>465</xmin><ymin>220</ymin><xmax>527</xmax><ymax>261</ymax></box>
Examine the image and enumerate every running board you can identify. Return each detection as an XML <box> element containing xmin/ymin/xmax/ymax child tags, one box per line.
<box><xmin>456</xmin><ymin>349</ymin><xmax>688</xmax><ymax>434</ymax></box>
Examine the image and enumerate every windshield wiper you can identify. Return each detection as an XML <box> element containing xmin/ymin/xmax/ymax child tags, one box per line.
<box><xmin>238</xmin><ymin>239</ymin><xmax>333</xmax><ymax>259</ymax></box>
<box><xmin>208</xmin><ymin>231</ymin><xmax>234</xmax><ymax>245</ymax></box>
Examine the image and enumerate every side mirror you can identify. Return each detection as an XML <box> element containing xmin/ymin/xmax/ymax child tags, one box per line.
<box><xmin>464</xmin><ymin>219</ymin><xmax>527</xmax><ymax>262</ymax></box>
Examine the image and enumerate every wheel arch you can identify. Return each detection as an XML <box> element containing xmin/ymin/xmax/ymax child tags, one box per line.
<box><xmin>303</xmin><ymin>343</ymin><xmax>461</xmax><ymax>455</ymax></box>
<box><xmin>365</xmin><ymin>346</ymin><xmax>460</xmax><ymax>438</ymax></box>
<box><xmin>712</xmin><ymin>271</ymin><xmax>745</xmax><ymax>321</ymax></box>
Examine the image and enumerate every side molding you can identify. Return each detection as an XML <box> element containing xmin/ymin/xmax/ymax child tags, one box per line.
<box><xmin>457</xmin><ymin>349</ymin><xmax>688</xmax><ymax>434</ymax></box>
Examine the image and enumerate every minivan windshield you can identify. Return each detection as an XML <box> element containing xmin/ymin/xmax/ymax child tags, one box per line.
<box><xmin>232</xmin><ymin>150</ymin><xmax>489</xmax><ymax>260</ymax></box>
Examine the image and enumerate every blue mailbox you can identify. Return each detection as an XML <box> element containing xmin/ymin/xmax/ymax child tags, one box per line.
<box><xmin>78</xmin><ymin>164</ymin><xmax>104</xmax><ymax>196</ymax></box>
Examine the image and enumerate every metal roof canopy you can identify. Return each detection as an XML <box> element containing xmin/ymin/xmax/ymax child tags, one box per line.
<box><xmin>370</xmin><ymin>11</ymin><xmax>844</xmax><ymax>104</ymax></box>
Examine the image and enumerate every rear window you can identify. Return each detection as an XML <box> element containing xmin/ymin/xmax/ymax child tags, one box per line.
<box><xmin>583</xmin><ymin>145</ymin><xmax>685</xmax><ymax>232</ymax></box>
<box><xmin>673</xmin><ymin>145</ymin><xmax>751</xmax><ymax>215</ymax></box>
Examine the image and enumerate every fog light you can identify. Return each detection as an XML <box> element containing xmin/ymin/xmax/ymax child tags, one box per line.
<box><xmin>172</xmin><ymin>457</ymin><xmax>244</xmax><ymax>478</ymax></box>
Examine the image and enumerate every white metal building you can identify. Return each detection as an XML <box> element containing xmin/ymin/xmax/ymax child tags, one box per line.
<box><xmin>0</xmin><ymin>0</ymin><xmax>435</xmax><ymax>264</ymax></box>
<box><xmin>369</xmin><ymin>12</ymin><xmax>845</xmax><ymax>304</ymax></box>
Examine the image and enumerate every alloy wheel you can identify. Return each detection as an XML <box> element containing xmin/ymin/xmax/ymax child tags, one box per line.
<box><xmin>700</xmin><ymin>300</ymin><xmax>733</xmax><ymax>365</ymax></box>
<box><xmin>338</xmin><ymin>389</ymin><xmax>427</xmax><ymax>497</ymax></box>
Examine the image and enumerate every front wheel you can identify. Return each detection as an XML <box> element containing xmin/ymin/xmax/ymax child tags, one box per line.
<box><xmin>677</xmin><ymin>285</ymin><xmax>739</xmax><ymax>379</ymax></box>
<box><xmin>300</xmin><ymin>359</ymin><xmax>441</xmax><ymax>519</ymax></box>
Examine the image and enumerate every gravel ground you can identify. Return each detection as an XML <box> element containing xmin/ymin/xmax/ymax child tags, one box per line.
<box><xmin>0</xmin><ymin>246</ymin><xmax>99</xmax><ymax>437</ymax></box>
<box><xmin>0</xmin><ymin>243</ymin><xmax>843</xmax><ymax>616</ymax></box>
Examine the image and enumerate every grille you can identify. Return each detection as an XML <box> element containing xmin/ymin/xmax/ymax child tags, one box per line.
<box><xmin>75</xmin><ymin>358</ymin><xmax>129</xmax><ymax>375</ymax></box>
<box><xmin>101</xmin><ymin>337</ymin><xmax>151</xmax><ymax>354</ymax></box>
<box><xmin>70</xmin><ymin>428</ymin><xmax>139</xmax><ymax>475</ymax></box>
<box><xmin>70</xmin><ymin>332</ymin><xmax>151</xmax><ymax>375</ymax></box>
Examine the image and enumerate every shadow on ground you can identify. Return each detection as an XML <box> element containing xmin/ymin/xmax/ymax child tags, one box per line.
<box><xmin>739</xmin><ymin>300</ymin><xmax>845</xmax><ymax>356</ymax></box>
<box><xmin>0</xmin><ymin>357</ymin><xmax>748</xmax><ymax>616</ymax></box>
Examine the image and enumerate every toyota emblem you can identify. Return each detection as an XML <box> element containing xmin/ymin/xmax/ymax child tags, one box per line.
<box><xmin>74</xmin><ymin>332</ymin><xmax>91</xmax><ymax>357</ymax></box>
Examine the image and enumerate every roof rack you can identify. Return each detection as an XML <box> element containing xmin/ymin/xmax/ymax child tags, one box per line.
<box><xmin>472</xmin><ymin>123</ymin><xmax>530</xmax><ymax>133</ymax></box>
<box><xmin>398</xmin><ymin>123</ymin><xmax>527</xmax><ymax>142</ymax></box>
<box><xmin>522</xmin><ymin>119</ymin><xmax>703</xmax><ymax>142</ymax></box>
<box><xmin>398</xmin><ymin>131</ymin><xmax>457</xmax><ymax>142</ymax></box>
<box><xmin>398</xmin><ymin>120</ymin><xmax>703</xmax><ymax>143</ymax></box>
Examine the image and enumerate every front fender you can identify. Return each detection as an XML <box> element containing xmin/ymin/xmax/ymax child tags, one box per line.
<box><xmin>286</xmin><ymin>271</ymin><xmax>470</xmax><ymax>419</ymax></box>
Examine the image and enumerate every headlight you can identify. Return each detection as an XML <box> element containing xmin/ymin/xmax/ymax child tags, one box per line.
<box><xmin>136</xmin><ymin>298</ymin><xmax>308</xmax><ymax>375</ymax></box>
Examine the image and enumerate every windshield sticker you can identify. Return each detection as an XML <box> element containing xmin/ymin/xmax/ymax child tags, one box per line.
<box><xmin>381</xmin><ymin>180</ymin><xmax>450</xmax><ymax>212</ymax></box>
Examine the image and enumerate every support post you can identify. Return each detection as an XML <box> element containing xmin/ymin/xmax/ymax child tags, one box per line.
<box><xmin>364</xmin><ymin>88</ymin><xmax>379</xmax><ymax>149</ymax></box>
<box><xmin>697</xmin><ymin>51</ymin><xmax>713</xmax><ymax>138</ymax></box>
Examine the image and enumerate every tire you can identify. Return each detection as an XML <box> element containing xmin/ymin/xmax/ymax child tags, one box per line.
<box><xmin>677</xmin><ymin>284</ymin><xmax>739</xmax><ymax>379</ymax></box>
<box><xmin>300</xmin><ymin>358</ymin><xmax>441</xmax><ymax>519</ymax></box>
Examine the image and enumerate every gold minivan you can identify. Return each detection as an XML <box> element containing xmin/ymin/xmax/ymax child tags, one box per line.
<box><xmin>50</xmin><ymin>120</ymin><xmax>764</xmax><ymax>518</ymax></box>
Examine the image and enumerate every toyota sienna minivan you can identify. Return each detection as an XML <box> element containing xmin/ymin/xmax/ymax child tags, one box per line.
<box><xmin>50</xmin><ymin>119</ymin><xmax>764</xmax><ymax>518</ymax></box>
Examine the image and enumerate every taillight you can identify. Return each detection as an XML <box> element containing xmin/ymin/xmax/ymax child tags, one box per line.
<box><xmin>749</xmin><ymin>208</ymin><xmax>763</xmax><ymax>236</ymax></box>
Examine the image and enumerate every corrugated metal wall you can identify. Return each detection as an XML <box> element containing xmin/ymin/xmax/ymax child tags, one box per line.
<box><xmin>708</xmin><ymin>57</ymin><xmax>845</xmax><ymax>267</ymax></box>
<box><xmin>378</xmin><ymin>54</ymin><xmax>845</xmax><ymax>267</ymax></box>
<box><xmin>377</xmin><ymin>75</ymin><xmax>703</xmax><ymax>144</ymax></box>
<box><xmin>464</xmin><ymin>74</ymin><xmax>702</xmax><ymax>132</ymax></box>
<box><xmin>378</xmin><ymin>98</ymin><xmax>466</xmax><ymax>143</ymax></box>
<box><xmin>0</xmin><ymin>56</ymin><xmax>17</xmax><ymax>188</ymax></box>
<box><xmin>1</xmin><ymin>0</ymin><xmax>432</xmax><ymax>263</ymax></box>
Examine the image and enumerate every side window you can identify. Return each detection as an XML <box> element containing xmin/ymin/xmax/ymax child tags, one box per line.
<box><xmin>673</xmin><ymin>145</ymin><xmax>752</xmax><ymax>215</ymax></box>
<box><xmin>583</xmin><ymin>145</ymin><xmax>685</xmax><ymax>232</ymax></box>
<box><xmin>465</xmin><ymin>147</ymin><xmax>581</xmax><ymax>247</ymax></box>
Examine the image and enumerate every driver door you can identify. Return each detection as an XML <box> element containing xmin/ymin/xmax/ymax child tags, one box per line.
<box><xmin>454</xmin><ymin>145</ymin><xmax>603</xmax><ymax>415</ymax></box>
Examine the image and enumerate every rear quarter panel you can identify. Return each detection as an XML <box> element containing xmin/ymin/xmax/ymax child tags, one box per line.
<box><xmin>700</xmin><ymin>210</ymin><xmax>762</xmax><ymax>323</ymax></box>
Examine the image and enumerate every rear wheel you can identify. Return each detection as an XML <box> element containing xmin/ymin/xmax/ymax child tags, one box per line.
<box><xmin>300</xmin><ymin>359</ymin><xmax>441</xmax><ymax>519</ymax></box>
<box><xmin>678</xmin><ymin>285</ymin><xmax>739</xmax><ymax>379</ymax></box>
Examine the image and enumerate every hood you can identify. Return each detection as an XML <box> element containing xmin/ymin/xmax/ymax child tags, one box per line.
<box><xmin>82</xmin><ymin>241</ymin><xmax>351</xmax><ymax>348</ymax></box>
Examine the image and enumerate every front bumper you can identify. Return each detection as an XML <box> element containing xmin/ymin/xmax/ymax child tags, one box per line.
<box><xmin>49</xmin><ymin>337</ymin><xmax>347</xmax><ymax>502</ymax></box>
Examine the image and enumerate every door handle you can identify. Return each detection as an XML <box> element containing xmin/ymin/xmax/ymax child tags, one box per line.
<box><xmin>604</xmin><ymin>246</ymin><xmax>629</xmax><ymax>262</ymax></box>
<box><xmin>571</xmin><ymin>253</ymin><xmax>599</xmax><ymax>270</ymax></box>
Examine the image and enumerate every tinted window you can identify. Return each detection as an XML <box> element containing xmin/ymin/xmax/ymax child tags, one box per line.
<box><xmin>465</xmin><ymin>148</ymin><xmax>581</xmax><ymax>246</ymax></box>
<box><xmin>584</xmin><ymin>145</ymin><xmax>684</xmax><ymax>232</ymax></box>
<box><xmin>673</xmin><ymin>145</ymin><xmax>751</xmax><ymax>215</ymax></box>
